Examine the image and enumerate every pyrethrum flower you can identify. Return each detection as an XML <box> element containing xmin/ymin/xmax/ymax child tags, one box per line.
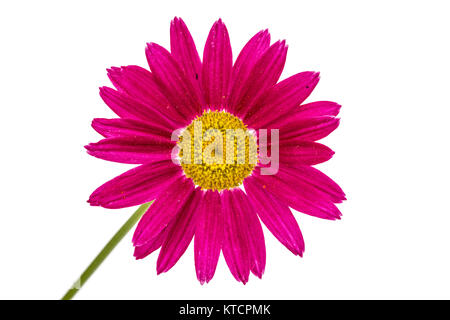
<box><xmin>86</xmin><ymin>17</ymin><xmax>345</xmax><ymax>284</ymax></box>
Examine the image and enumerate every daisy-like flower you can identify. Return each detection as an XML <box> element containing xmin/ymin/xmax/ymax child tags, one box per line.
<box><xmin>86</xmin><ymin>17</ymin><xmax>345</xmax><ymax>284</ymax></box>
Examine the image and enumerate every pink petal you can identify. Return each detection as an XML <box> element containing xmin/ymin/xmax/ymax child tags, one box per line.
<box><xmin>107</xmin><ymin>66</ymin><xmax>186</xmax><ymax>125</ymax></box>
<box><xmin>170</xmin><ymin>17</ymin><xmax>203</xmax><ymax>98</ymax></box>
<box><xmin>245</xmin><ymin>72</ymin><xmax>320</xmax><ymax>128</ymax></box>
<box><xmin>99</xmin><ymin>86</ymin><xmax>180</xmax><ymax>129</ymax></box>
<box><xmin>85</xmin><ymin>136</ymin><xmax>175</xmax><ymax>164</ymax></box>
<box><xmin>194</xmin><ymin>190</ymin><xmax>224</xmax><ymax>284</ymax></box>
<box><xmin>146</xmin><ymin>43</ymin><xmax>202</xmax><ymax>120</ymax></box>
<box><xmin>221</xmin><ymin>189</ymin><xmax>266</xmax><ymax>283</ymax></box>
<box><xmin>279</xmin><ymin>141</ymin><xmax>335</xmax><ymax>166</ymax></box>
<box><xmin>91</xmin><ymin>118</ymin><xmax>172</xmax><ymax>139</ymax></box>
<box><xmin>252</xmin><ymin>170</ymin><xmax>342</xmax><ymax>220</ymax></box>
<box><xmin>297</xmin><ymin>101</ymin><xmax>341</xmax><ymax>118</ymax></box>
<box><xmin>221</xmin><ymin>189</ymin><xmax>250</xmax><ymax>284</ymax></box>
<box><xmin>244</xmin><ymin>177</ymin><xmax>304</xmax><ymax>256</ymax></box>
<box><xmin>132</xmin><ymin>176</ymin><xmax>194</xmax><ymax>246</ymax></box>
<box><xmin>157</xmin><ymin>187</ymin><xmax>203</xmax><ymax>274</ymax></box>
<box><xmin>234</xmin><ymin>189</ymin><xmax>266</xmax><ymax>278</ymax></box>
<box><xmin>134</xmin><ymin>228</ymin><xmax>167</xmax><ymax>260</ymax></box>
<box><xmin>202</xmin><ymin>19</ymin><xmax>232</xmax><ymax>110</ymax></box>
<box><xmin>277</xmin><ymin>116</ymin><xmax>340</xmax><ymax>142</ymax></box>
<box><xmin>226</xmin><ymin>30</ymin><xmax>270</xmax><ymax>113</ymax></box>
<box><xmin>278</xmin><ymin>165</ymin><xmax>346</xmax><ymax>203</ymax></box>
<box><xmin>232</xmin><ymin>41</ymin><xmax>288</xmax><ymax>118</ymax></box>
<box><xmin>88</xmin><ymin>160</ymin><xmax>181</xmax><ymax>209</ymax></box>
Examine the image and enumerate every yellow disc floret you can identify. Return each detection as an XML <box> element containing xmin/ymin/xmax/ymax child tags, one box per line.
<box><xmin>178</xmin><ymin>110</ymin><xmax>258</xmax><ymax>191</ymax></box>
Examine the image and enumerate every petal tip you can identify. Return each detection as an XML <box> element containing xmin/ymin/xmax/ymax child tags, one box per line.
<box><xmin>156</xmin><ymin>264</ymin><xmax>167</xmax><ymax>275</ymax></box>
<box><xmin>171</xmin><ymin>16</ymin><xmax>185</xmax><ymax>28</ymax></box>
<box><xmin>146</xmin><ymin>42</ymin><xmax>158</xmax><ymax>53</ymax></box>
<box><xmin>253</xmin><ymin>269</ymin><xmax>265</xmax><ymax>279</ymax></box>
<box><xmin>87</xmin><ymin>195</ymin><xmax>99</xmax><ymax>207</ymax></box>
<box><xmin>133</xmin><ymin>250</ymin><xmax>144</xmax><ymax>260</ymax></box>
<box><xmin>98</xmin><ymin>86</ymin><xmax>112</xmax><ymax>98</ymax></box>
<box><xmin>197</xmin><ymin>274</ymin><xmax>211</xmax><ymax>285</ymax></box>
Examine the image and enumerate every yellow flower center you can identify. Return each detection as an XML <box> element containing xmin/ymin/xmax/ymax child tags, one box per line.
<box><xmin>178</xmin><ymin>110</ymin><xmax>258</xmax><ymax>191</ymax></box>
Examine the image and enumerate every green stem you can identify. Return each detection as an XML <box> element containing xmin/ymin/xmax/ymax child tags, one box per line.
<box><xmin>61</xmin><ymin>202</ymin><xmax>152</xmax><ymax>300</ymax></box>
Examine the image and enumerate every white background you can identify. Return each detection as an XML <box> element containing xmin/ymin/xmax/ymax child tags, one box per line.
<box><xmin>1</xmin><ymin>0</ymin><xmax>449</xmax><ymax>299</ymax></box>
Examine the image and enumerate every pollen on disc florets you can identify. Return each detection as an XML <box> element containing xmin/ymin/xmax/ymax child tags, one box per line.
<box><xmin>178</xmin><ymin>110</ymin><xmax>258</xmax><ymax>191</ymax></box>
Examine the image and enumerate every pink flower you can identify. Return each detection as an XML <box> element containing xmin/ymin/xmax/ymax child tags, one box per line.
<box><xmin>86</xmin><ymin>17</ymin><xmax>345</xmax><ymax>284</ymax></box>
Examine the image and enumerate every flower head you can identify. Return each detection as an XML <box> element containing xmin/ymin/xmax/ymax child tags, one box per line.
<box><xmin>86</xmin><ymin>17</ymin><xmax>345</xmax><ymax>284</ymax></box>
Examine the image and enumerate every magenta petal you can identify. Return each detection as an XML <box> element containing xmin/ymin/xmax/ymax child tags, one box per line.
<box><xmin>202</xmin><ymin>19</ymin><xmax>232</xmax><ymax>110</ymax></box>
<box><xmin>226</xmin><ymin>30</ymin><xmax>271</xmax><ymax>113</ymax></box>
<box><xmin>221</xmin><ymin>189</ymin><xmax>266</xmax><ymax>283</ymax></box>
<box><xmin>107</xmin><ymin>66</ymin><xmax>186</xmax><ymax>125</ymax></box>
<box><xmin>279</xmin><ymin>141</ymin><xmax>335</xmax><ymax>166</ymax></box>
<box><xmin>157</xmin><ymin>187</ymin><xmax>203</xmax><ymax>274</ymax></box>
<box><xmin>297</xmin><ymin>101</ymin><xmax>341</xmax><ymax>118</ymax></box>
<box><xmin>278</xmin><ymin>165</ymin><xmax>346</xmax><ymax>203</ymax></box>
<box><xmin>107</xmin><ymin>66</ymin><xmax>166</xmax><ymax>106</ymax></box>
<box><xmin>245</xmin><ymin>72</ymin><xmax>320</xmax><ymax>128</ymax></box>
<box><xmin>234</xmin><ymin>189</ymin><xmax>266</xmax><ymax>278</ymax></box>
<box><xmin>134</xmin><ymin>228</ymin><xmax>167</xmax><ymax>260</ymax></box>
<box><xmin>233</xmin><ymin>41</ymin><xmax>288</xmax><ymax>118</ymax></box>
<box><xmin>244</xmin><ymin>177</ymin><xmax>304</xmax><ymax>256</ymax></box>
<box><xmin>194</xmin><ymin>190</ymin><xmax>223</xmax><ymax>284</ymax></box>
<box><xmin>170</xmin><ymin>17</ymin><xmax>203</xmax><ymax>97</ymax></box>
<box><xmin>99</xmin><ymin>86</ymin><xmax>180</xmax><ymax>130</ymax></box>
<box><xmin>146</xmin><ymin>43</ymin><xmax>202</xmax><ymax>120</ymax></box>
<box><xmin>132</xmin><ymin>177</ymin><xmax>194</xmax><ymax>246</ymax></box>
<box><xmin>85</xmin><ymin>136</ymin><xmax>175</xmax><ymax>164</ymax></box>
<box><xmin>88</xmin><ymin>160</ymin><xmax>181</xmax><ymax>209</ymax></box>
<box><xmin>221</xmin><ymin>189</ymin><xmax>250</xmax><ymax>283</ymax></box>
<box><xmin>252</xmin><ymin>170</ymin><xmax>342</xmax><ymax>220</ymax></box>
<box><xmin>277</xmin><ymin>116</ymin><xmax>340</xmax><ymax>142</ymax></box>
<box><xmin>91</xmin><ymin>118</ymin><xmax>172</xmax><ymax>139</ymax></box>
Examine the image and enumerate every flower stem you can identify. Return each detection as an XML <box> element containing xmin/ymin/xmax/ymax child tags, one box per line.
<box><xmin>61</xmin><ymin>202</ymin><xmax>152</xmax><ymax>300</ymax></box>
